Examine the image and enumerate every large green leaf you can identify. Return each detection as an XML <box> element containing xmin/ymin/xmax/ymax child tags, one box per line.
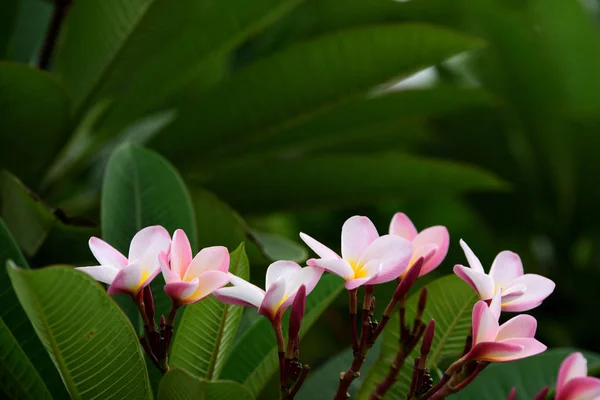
<box><xmin>457</xmin><ymin>348</ymin><xmax>600</xmax><ymax>399</ymax></box>
<box><xmin>0</xmin><ymin>317</ymin><xmax>52</xmax><ymax>400</ymax></box>
<box><xmin>356</xmin><ymin>275</ymin><xmax>477</xmax><ymax>399</ymax></box>
<box><xmin>158</xmin><ymin>369</ymin><xmax>253</xmax><ymax>400</ymax></box>
<box><xmin>7</xmin><ymin>264</ymin><xmax>152</xmax><ymax>399</ymax></box>
<box><xmin>170</xmin><ymin>244</ymin><xmax>249</xmax><ymax>379</ymax></box>
<box><xmin>194</xmin><ymin>153</ymin><xmax>506</xmax><ymax>213</ymax></box>
<box><xmin>3</xmin><ymin>0</ymin><xmax>53</xmax><ymax>63</ymax></box>
<box><xmin>0</xmin><ymin>62</ymin><xmax>70</xmax><ymax>188</ymax></box>
<box><xmin>101</xmin><ymin>142</ymin><xmax>197</xmax><ymax>328</ymax></box>
<box><xmin>151</xmin><ymin>24</ymin><xmax>482</xmax><ymax>165</ymax></box>
<box><xmin>220</xmin><ymin>274</ymin><xmax>345</xmax><ymax>396</ymax></box>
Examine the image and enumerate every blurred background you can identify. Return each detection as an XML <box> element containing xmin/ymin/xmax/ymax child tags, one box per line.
<box><xmin>2</xmin><ymin>0</ymin><xmax>600</xmax><ymax>398</ymax></box>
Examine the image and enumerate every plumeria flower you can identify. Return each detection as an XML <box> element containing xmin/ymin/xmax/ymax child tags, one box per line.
<box><xmin>159</xmin><ymin>229</ymin><xmax>230</xmax><ymax>305</ymax></box>
<box><xmin>389</xmin><ymin>212</ymin><xmax>449</xmax><ymax>276</ymax></box>
<box><xmin>213</xmin><ymin>261</ymin><xmax>323</xmax><ymax>321</ymax></box>
<box><xmin>555</xmin><ymin>352</ymin><xmax>600</xmax><ymax>400</ymax></box>
<box><xmin>77</xmin><ymin>226</ymin><xmax>171</xmax><ymax>296</ymax></box>
<box><xmin>299</xmin><ymin>216</ymin><xmax>413</xmax><ymax>290</ymax></box>
<box><xmin>464</xmin><ymin>290</ymin><xmax>546</xmax><ymax>363</ymax></box>
<box><xmin>453</xmin><ymin>240</ymin><xmax>555</xmax><ymax>311</ymax></box>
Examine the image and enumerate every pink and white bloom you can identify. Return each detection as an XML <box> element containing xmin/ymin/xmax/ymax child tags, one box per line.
<box><xmin>389</xmin><ymin>212</ymin><xmax>449</xmax><ymax>276</ymax></box>
<box><xmin>555</xmin><ymin>352</ymin><xmax>600</xmax><ymax>400</ymax></box>
<box><xmin>300</xmin><ymin>216</ymin><xmax>413</xmax><ymax>290</ymax></box>
<box><xmin>77</xmin><ymin>226</ymin><xmax>171</xmax><ymax>296</ymax></box>
<box><xmin>464</xmin><ymin>290</ymin><xmax>546</xmax><ymax>363</ymax></box>
<box><xmin>213</xmin><ymin>261</ymin><xmax>323</xmax><ymax>321</ymax></box>
<box><xmin>453</xmin><ymin>240</ymin><xmax>555</xmax><ymax>312</ymax></box>
<box><xmin>159</xmin><ymin>229</ymin><xmax>230</xmax><ymax>305</ymax></box>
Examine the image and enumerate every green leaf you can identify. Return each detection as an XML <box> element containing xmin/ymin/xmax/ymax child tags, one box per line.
<box><xmin>356</xmin><ymin>275</ymin><xmax>477</xmax><ymax>399</ymax></box>
<box><xmin>7</xmin><ymin>263</ymin><xmax>152</xmax><ymax>399</ymax></box>
<box><xmin>158</xmin><ymin>369</ymin><xmax>253</xmax><ymax>400</ymax></box>
<box><xmin>249</xmin><ymin>230</ymin><xmax>308</xmax><ymax>263</ymax></box>
<box><xmin>0</xmin><ymin>317</ymin><xmax>52</xmax><ymax>400</ymax></box>
<box><xmin>3</xmin><ymin>0</ymin><xmax>53</xmax><ymax>63</ymax></box>
<box><xmin>456</xmin><ymin>348</ymin><xmax>600</xmax><ymax>399</ymax></box>
<box><xmin>195</xmin><ymin>153</ymin><xmax>506</xmax><ymax>214</ymax></box>
<box><xmin>0</xmin><ymin>62</ymin><xmax>71</xmax><ymax>188</ymax></box>
<box><xmin>170</xmin><ymin>244</ymin><xmax>249</xmax><ymax>380</ymax></box>
<box><xmin>152</xmin><ymin>24</ymin><xmax>482</xmax><ymax>166</ymax></box>
<box><xmin>221</xmin><ymin>274</ymin><xmax>345</xmax><ymax>396</ymax></box>
<box><xmin>101</xmin><ymin>142</ymin><xmax>197</xmax><ymax>329</ymax></box>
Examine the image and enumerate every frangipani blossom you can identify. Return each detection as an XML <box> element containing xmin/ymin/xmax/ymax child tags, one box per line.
<box><xmin>389</xmin><ymin>212</ymin><xmax>449</xmax><ymax>276</ymax></box>
<box><xmin>465</xmin><ymin>291</ymin><xmax>546</xmax><ymax>363</ymax></box>
<box><xmin>555</xmin><ymin>352</ymin><xmax>600</xmax><ymax>400</ymax></box>
<box><xmin>453</xmin><ymin>240</ymin><xmax>555</xmax><ymax>312</ymax></box>
<box><xmin>213</xmin><ymin>261</ymin><xmax>323</xmax><ymax>320</ymax></box>
<box><xmin>159</xmin><ymin>229</ymin><xmax>230</xmax><ymax>305</ymax></box>
<box><xmin>77</xmin><ymin>226</ymin><xmax>171</xmax><ymax>296</ymax></box>
<box><xmin>300</xmin><ymin>216</ymin><xmax>413</xmax><ymax>290</ymax></box>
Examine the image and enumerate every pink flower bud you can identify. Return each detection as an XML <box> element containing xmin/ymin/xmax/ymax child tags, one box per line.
<box><xmin>289</xmin><ymin>285</ymin><xmax>307</xmax><ymax>343</ymax></box>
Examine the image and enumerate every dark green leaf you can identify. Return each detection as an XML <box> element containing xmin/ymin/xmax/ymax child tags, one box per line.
<box><xmin>7</xmin><ymin>263</ymin><xmax>152</xmax><ymax>399</ymax></box>
<box><xmin>170</xmin><ymin>244</ymin><xmax>249</xmax><ymax>380</ymax></box>
<box><xmin>249</xmin><ymin>230</ymin><xmax>308</xmax><ymax>263</ymax></box>
<box><xmin>158</xmin><ymin>369</ymin><xmax>253</xmax><ymax>400</ymax></box>
<box><xmin>4</xmin><ymin>0</ymin><xmax>53</xmax><ymax>63</ymax></box>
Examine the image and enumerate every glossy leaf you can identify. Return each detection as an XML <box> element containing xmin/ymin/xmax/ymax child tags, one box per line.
<box><xmin>152</xmin><ymin>24</ymin><xmax>482</xmax><ymax>165</ymax></box>
<box><xmin>196</xmin><ymin>153</ymin><xmax>506</xmax><ymax>213</ymax></box>
<box><xmin>170</xmin><ymin>244</ymin><xmax>249</xmax><ymax>379</ymax></box>
<box><xmin>101</xmin><ymin>142</ymin><xmax>197</xmax><ymax>328</ymax></box>
<box><xmin>158</xmin><ymin>369</ymin><xmax>253</xmax><ymax>400</ymax></box>
<box><xmin>220</xmin><ymin>274</ymin><xmax>345</xmax><ymax>396</ymax></box>
<box><xmin>249</xmin><ymin>230</ymin><xmax>308</xmax><ymax>263</ymax></box>
<box><xmin>0</xmin><ymin>62</ymin><xmax>70</xmax><ymax>188</ymax></box>
<box><xmin>356</xmin><ymin>275</ymin><xmax>477</xmax><ymax>398</ymax></box>
<box><xmin>7</xmin><ymin>263</ymin><xmax>152</xmax><ymax>399</ymax></box>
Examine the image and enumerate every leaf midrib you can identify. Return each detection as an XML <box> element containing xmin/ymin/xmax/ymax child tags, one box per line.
<box><xmin>205</xmin><ymin>303</ymin><xmax>230</xmax><ymax>380</ymax></box>
<box><xmin>428</xmin><ymin>294</ymin><xmax>474</xmax><ymax>366</ymax></box>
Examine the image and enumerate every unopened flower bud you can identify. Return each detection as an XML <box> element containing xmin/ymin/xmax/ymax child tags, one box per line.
<box><xmin>420</xmin><ymin>319</ymin><xmax>435</xmax><ymax>359</ymax></box>
<box><xmin>289</xmin><ymin>285</ymin><xmax>306</xmax><ymax>344</ymax></box>
<box><xmin>507</xmin><ymin>387</ymin><xmax>516</xmax><ymax>400</ymax></box>
<box><xmin>393</xmin><ymin>257</ymin><xmax>424</xmax><ymax>301</ymax></box>
<box><xmin>416</xmin><ymin>288</ymin><xmax>427</xmax><ymax>321</ymax></box>
<box><xmin>533</xmin><ymin>387</ymin><xmax>548</xmax><ymax>400</ymax></box>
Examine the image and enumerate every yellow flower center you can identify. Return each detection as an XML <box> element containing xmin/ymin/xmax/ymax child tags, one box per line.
<box><xmin>138</xmin><ymin>270</ymin><xmax>150</xmax><ymax>287</ymax></box>
<box><xmin>349</xmin><ymin>260</ymin><xmax>368</xmax><ymax>279</ymax></box>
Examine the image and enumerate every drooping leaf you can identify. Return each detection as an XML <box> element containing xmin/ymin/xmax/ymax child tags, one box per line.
<box><xmin>7</xmin><ymin>263</ymin><xmax>152</xmax><ymax>399</ymax></box>
<box><xmin>151</xmin><ymin>24</ymin><xmax>483</xmax><ymax>166</ymax></box>
<box><xmin>0</xmin><ymin>317</ymin><xmax>52</xmax><ymax>400</ymax></box>
<box><xmin>456</xmin><ymin>348</ymin><xmax>600</xmax><ymax>399</ymax></box>
<box><xmin>194</xmin><ymin>153</ymin><xmax>506</xmax><ymax>213</ymax></box>
<box><xmin>170</xmin><ymin>243</ymin><xmax>249</xmax><ymax>380</ymax></box>
<box><xmin>0</xmin><ymin>62</ymin><xmax>70</xmax><ymax>188</ymax></box>
<box><xmin>356</xmin><ymin>275</ymin><xmax>477</xmax><ymax>399</ymax></box>
<box><xmin>220</xmin><ymin>274</ymin><xmax>345</xmax><ymax>396</ymax></box>
<box><xmin>158</xmin><ymin>369</ymin><xmax>253</xmax><ymax>400</ymax></box>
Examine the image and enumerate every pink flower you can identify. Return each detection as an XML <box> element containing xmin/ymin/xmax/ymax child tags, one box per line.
<box><xmin>213</xmin><ymin>261</ymin><xmax>323</xmax><ymax>321</ymax></box>
<box><xmin>555</xmin><ymin>352</ymin><xmax>600</xmax><ymax>400</ymax></box>
<box><xmin>389</xmin><ymin>212</ymin><xmax>449</xmax><ymax>276</ymax></box>
<box><xmin>77</xmin><ymin>226</ymin><xmax>171</xmax><ymax>296</ymax></box>
<box><xmin>300</xmin><ymin>216</ymin><xmax>413</xmax><ymax>290</ymax></box>
<box><xmin>464</xmin><ymin>290</ymin><xmax>546</xmax><ymax>363</ymax></box>
<box><xmin>159</xmin><ymin>229</ymin><xmax>230</xmax><ymax>305</ymax></box>
<box><xmin>453</xmin><ymin>240</ymin><xmax>555</xmax><ymax>312</ymax></box>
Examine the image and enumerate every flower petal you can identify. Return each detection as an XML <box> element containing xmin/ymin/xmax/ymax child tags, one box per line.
<box><xmin>165</xmin><ymin>279</ymin><xmax>199</xmax><ymax>302</ymax></box>
<box><xmin>159</xmin><ymin>251</ymin><xmax>180</xmax><ymax>284</ymax></box>
<box><xmin>258</xmin><ymin>278</ymin><xmax>287</xmax><ymax>318</ymax></box>
<box><xmin>557</xmin><ymin>352</ymin><xmax>588</xmax><ymax>396</ymax></box>
<box><xmin>490</xmin><ymin>289</ymin><xmax>502</xmax><ymax>320</ymax></box>
<box><xmin>299</xmin><ymin>232</ymin><xmax>340</xmax><ymax>260</ymax></box>
<box><xmin>307</xmin><ymin>258</ymin><xmax>353</xmax><ymax>280</ymax></box>
<box><xmin>341</xmin><ymin>216</ymin><xmax>379</xmax><ymax>262</ymax></box>
<box><xmin>388</xmin><ymin>212</ymin><xmax>418</xmax><ymax>240</ymax></box>
<box><xmin>497</xmin><ymin>338</ymin><xmax>547</xmax><ymax>361</ymax></box>
<box><xmin>459</xmin><ymin>239</ymin><xmax>485</xmax><ymax>273</ymax></box>
<box><xmin>170</xmin><ymin>229</ymin><xmax>193</xmax><ymax>277</ymax></box>
<box><xmin>280</xmin><ymin>266</ymin><xmax>324</xmax><ymax>309</ymax></box>
<box><xmin>184</xmin><ymin>246</ymin><xmax>230</xmax><ymax>281</ymax></box>
<box><xmin>76</xmin><ymin>266</ymin><xmax>119</xmax><ymax>284</ymax></box>
<box><xmin>182</xmin><ymin>270</ymin><xmax>230</xmax><ymax>304</ymax></box>
<box><xmin>501</xmin><ymin>284</ymin><xmax>526</xmax><ymax>303</ymax></box>
<box><xmin>128</xmin><ymin>225</ymin><xmax>171</xmax><ymax>264</ymax></box>
<box><xmin>412</xmin><ymin>226</ymin><xmax>449</xmax><ymax>275</ymax></box>
<box><xmin>107</xmin><ymin>264</ymin><xmax>143</xmax><ymax>295</ymax></box>
<box><xmin>489</xmin><ymin>251</ymin><xmax>524</xmax><ymax>289</ymax></box>
<box><xmin>358</xmin><ymin>235</ymin><xmax>412</xmax><ymax>284</ymax></box>
<box><xmin>89</xmin><ymin>237</ymin><xmax>128</xmax><ymax>268</ymax></box>
<box><xmin>345</xmin><ymin>277</ymin><xmax>374</xmax><ymax>290</ymax></box>
<box><xmin>558</xmin><ymin>377</ymin><xmax>600</xmax><ymax>400</ymax></box>
<box><xmin>497</xmin><ymin>315</ymin><xmax>537</xmax><ymax>341</ymax></box>
<box><xmin>472</xmin><ymin>300</ymin><xmax>499</xmax><ymax>345</ymax></box>
<box><xmin>454</xmin><ymin>265</ymin><xmax>495</xmax><ymax>300</ymax></box>
<box><xmin>467</xmin><ymin>342</ymin><xmax>524</xmax><ymax>362</ymax></box>
<box><xmin>266</xmin><ymin>261</ymin><xmax>301</xmax><ymax>291</ymax></box>
<box><xmin>213</xmin><ymin>274</ymin><xmax>265</xmax><ymax>308</ymax></box>
<box><xmin>501</xmin><ymin>274</ymin><xmax>556</xmax><ymax>312</ymax></box>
